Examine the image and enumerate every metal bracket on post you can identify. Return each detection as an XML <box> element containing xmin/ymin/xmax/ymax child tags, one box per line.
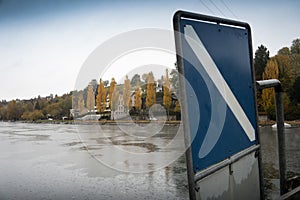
<box><xmin>256</xmin><ymin>79</ymin><xmax>287</xmax><ymax>195</ymax></box>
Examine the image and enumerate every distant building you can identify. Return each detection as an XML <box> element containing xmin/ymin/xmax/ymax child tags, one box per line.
<box><xmin>130</xmin><ymin>91</ymin><xmax>136</xmax><ymax>107</ymax></box>
<box><xmin>70</xmin><ymin>109</ymin><xmax>80</xmax><ymax>118</ymax></box>
<box><xmin>156</xmin><ymin>80</ymin><xmax>163</xmax><ymax>92</ymax></box>
<box><xmin>111</xmin><ymin>91</ymin><xmax>128</xmax><ymax>120</ymax></box>
<box><xmin>89</xmin><ymin>79</ymin><xmax>98</xmax><ymax>94</ymax></box>
<box><xmin>45</xmin><ymin>94</ymin><xmax>53</xmax><ymax>101</ymax></box>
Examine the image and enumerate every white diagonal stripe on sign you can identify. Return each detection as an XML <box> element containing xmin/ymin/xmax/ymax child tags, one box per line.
<box><xmin>184</xmin><ymin>25</ymin><xmax>255</xmax><ymax>142</ymax></box>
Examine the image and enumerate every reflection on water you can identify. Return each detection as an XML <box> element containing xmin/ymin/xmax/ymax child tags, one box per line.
<box><xmin>0</xmin><ymin>122</ymin><xmax>299</xmax><ymax>199</ymax></box>
<box><xmin>0</xmin><ymin>122</ymin><xmax>188</xmax><ymax>200</ymax></box>
<box><xmin>75</xmin><ymin>122</ymin><xmax>185</xmax><ymax>173</ymax></box>
<box><xmin>260</xmin><ymin>126</ymin><xmax>300</xmax><ymax>199</ymax></box>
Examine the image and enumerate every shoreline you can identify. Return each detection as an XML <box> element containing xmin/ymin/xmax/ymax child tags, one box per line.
<box><xmin>2</xmin><ymin>119</ymin><xmax>300</xmax><ymax>127</ymax></box>
<box><xmin>258</xmin><ymin>120</ymin><xmax>300</xmax><ymax>127</ymax></box>
<box><xmin>11</xmin><ymin>119</ymin><xmax>182</xmax><ymax>125</ymax></box>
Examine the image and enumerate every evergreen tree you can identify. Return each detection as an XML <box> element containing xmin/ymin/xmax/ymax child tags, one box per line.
<box><xmin>254</xmin><ymin>45</ymin><xmax>270</xmax><ymax>80</ymax></box>
<box><xmin>290</xmin><ymin>39</ymin><xmax>300</xmax><ymax>79</ymax></box>
<box><xmin>290</xmin><ymin>76</ymin><xmax>300</xmax><ymax>103</ymax></box>
<box><xmin>291</xmin><ymin>38</ymin><xmax>300</xmax><ymax>55</ymax></box>
<box><xmin>174</xmin><ymin>100</ymin><xmax>181</xmax><ymax>120</ymax></box>
<box><xmin>131</xmin><ymin>74</ymin><xmax>141</xmax><ymax>87</ymax></box>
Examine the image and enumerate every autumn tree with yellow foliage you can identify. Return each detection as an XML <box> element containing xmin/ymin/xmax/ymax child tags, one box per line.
<box><xmin>77</xmin><ymin>90</ymin><xmax>85</xmax><ymax>114</ymax></box>
<box><xmin>135</xmin><ymin>83</ymin><xmax>141</xmax><ymax>112</ymax></box>
<box><xmin>86</xmin><ymin>84</ymin><xmax>95</xmax><ymax>112</ymax></box>
<box><xmin>262</xmin><ymin>58</ymin><xmax>279</xmax><ymax>117</ymax></box>
<box><xmin>96</xmin><ymin>79</ymin><xmax>106</xmax><ymax>113</ymax></box>
<box><xmin>163</xmin><ymin>69</ymin><xmax>172</xmax><ymax>120</ymax></box>
<box><xmin>109</xmin><ymin>78</ymin><xmax>116</xmax><ymax>109</ymax></box>
<box><xmin>174</xmin><ymin>101</ymin><xmax>181</xmax><ymax>113</ymax></box>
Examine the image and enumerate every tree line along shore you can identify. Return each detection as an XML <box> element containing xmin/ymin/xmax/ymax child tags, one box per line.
<box><xmin>1</xmin><ymin>38</ymin><xmax>300</xmax><ymax>122</ymax></box>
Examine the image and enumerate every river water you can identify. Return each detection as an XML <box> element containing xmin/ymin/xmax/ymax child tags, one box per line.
<box><xmin>259</xmin><ymin>126</ymin><xmax>300</xmax><ymax>199</ymax></box>
<box><xmin>0</xmin><ymin>122</ymin><xmax>299</xmax><ymax>200</ymax></box>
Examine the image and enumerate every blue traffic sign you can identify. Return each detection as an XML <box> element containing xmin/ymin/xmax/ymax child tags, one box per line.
<box><xmin>175</xmin><ymin>12</ymin><xmax>259</xmax><ymax>173</ymax></box>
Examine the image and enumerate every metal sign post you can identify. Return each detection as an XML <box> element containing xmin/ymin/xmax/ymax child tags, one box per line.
<box><xmin>256</xmin><ymin>79</ymin><xmax>287</xmax><ymax>195</ymax></box>
<box><xmin>173</xmin><ymin>11</ymin><xmax>262</xmax><ymax>199</ymax></box>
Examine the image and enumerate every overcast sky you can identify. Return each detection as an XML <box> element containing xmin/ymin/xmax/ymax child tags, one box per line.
<box><xmin>0</xmin><ymin>0</ymin><xmax>299</xmax><ymax>101</ymax></box>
